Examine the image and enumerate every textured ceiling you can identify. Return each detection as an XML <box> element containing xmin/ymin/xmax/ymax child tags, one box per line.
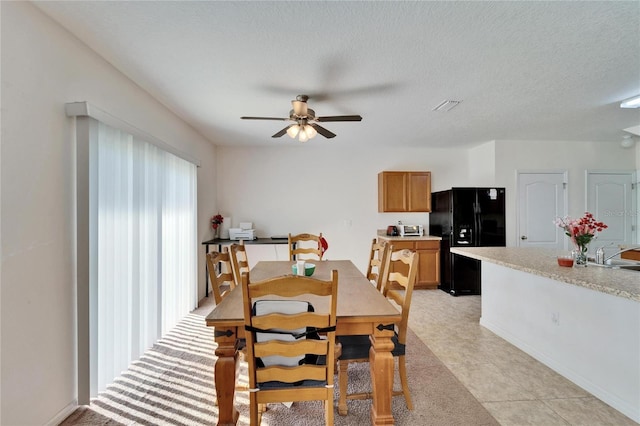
<box><xmin>34</xmin><ymin>1</ymin><xmax>640</xmax><ymax>148</ymax></box>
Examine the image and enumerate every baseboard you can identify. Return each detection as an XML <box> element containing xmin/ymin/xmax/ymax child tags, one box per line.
<box><xmin>480</xmin><ymin>317</ymin><xmax>640</xmax><ymax>424</ymax></box>
<box><xmin>46</xmin><ymin>399</ymin><xmax>78</xmax><ymax>426</ymax></box>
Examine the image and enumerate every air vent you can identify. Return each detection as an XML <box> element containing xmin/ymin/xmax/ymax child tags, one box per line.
<box><xmin>432</xmin><ymin>100</ymin><xmax>461</xmax><ymax>112</ymax></box>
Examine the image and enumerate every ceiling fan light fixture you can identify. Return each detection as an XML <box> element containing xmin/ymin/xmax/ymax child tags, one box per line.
<box><xmin>298</xmin><ymin>128</ymin><xmax>309</xmax><ymax>142</ymax></box>
<box><xmin>286</xmin><ymin>124</ymin><xmax>300</xmax><ymax>138</ymax></box>
<box><xmin>621</xmin><ymin>135</ymin><xmax>636</xmax><ymax>148</ymax></box>
<box><xmin>620</xmin><ymin>95</ymin><xmax>640</xmax><ymax>109</ymax></box>
<box><xmin>303</xmin><ymin>124</ymin><xmax>317</xmax><ymax>139</ymax></box>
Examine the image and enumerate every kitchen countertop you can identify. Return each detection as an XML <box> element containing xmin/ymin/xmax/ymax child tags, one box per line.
<box><xmin>376</xmin><ymin>230</ymin><xmax>442</xmax><ymax>241</ymax></box>
<box><xmin>451</xmin><ymin>247</ymin><xmax>640</xmax><ymax>302</ymax></box>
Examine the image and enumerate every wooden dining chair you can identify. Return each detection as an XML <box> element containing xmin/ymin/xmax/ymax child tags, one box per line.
<box><xmin>288</xmin><ymin>233</ymin><xmax>324</xmax><ymax>261</ymax></box>
<box><xmin>366</xmin><ymin>238</ymin><xmax>391</xmax><ymax>292</ymax></box>
<box><xmin>208</xmin><ymin>246</ymin><xmax>250</xmax><ymax>383</ymax></box>
<box><xmin>229</xmin><ymin>241</ymin><xmax>250</xmax><ymax>288</ymax></box>
<box><xmin>241</xmin><ymin>270</ymin><xmax>339</xmax><ymax>425</ymax></box>
<box><xmin>337</xmin><ymin>248</ymin><xmax>418</xmax><ymax>416</ymax></box>
<box><xmin>206</xmin><ymin>248</ymin><xmax>236</xmax><ymax>304</ymax></box>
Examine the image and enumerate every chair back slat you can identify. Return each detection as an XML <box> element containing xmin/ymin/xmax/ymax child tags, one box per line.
<box><xmin>253</xmin><ymin>313</ymin><xmax>330</xmax><ymax>330</ymax></box>
<box><xmin>249</xmin><ymin>276</ymin><xmax>333</xmax><ymax>298</ymax></box>
<box><xmin>257</xmin><ymin>365</ymin><xmax>328</xmax><ymax>384</ymax></box>
<box><xmin>254</xmin><ymin>339</ymin><xmax>329</xmax><ymax>358</ymax></box>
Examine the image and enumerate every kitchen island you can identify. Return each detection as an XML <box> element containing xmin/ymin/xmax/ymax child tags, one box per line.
<box><xmin>452</xmin><ymin>247</ymin><xmax>639</xmax><ymax>423</ymax></box>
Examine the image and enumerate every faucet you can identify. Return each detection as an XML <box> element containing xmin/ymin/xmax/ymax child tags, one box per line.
<box><xmin>594</xmin><ymin>242</ymin><xmax>614</xmax><ymax>264</ymax></box>
<box><xmin>598</xmin><ymin>245</ymin><xmax>640</xmax><ymax>264</ymax></box>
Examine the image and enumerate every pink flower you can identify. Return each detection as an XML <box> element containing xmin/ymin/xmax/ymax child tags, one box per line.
<box><xmin>554</xmin><ymin>212</ymin><xmax>607</xmax><ymax>248</ymax></box>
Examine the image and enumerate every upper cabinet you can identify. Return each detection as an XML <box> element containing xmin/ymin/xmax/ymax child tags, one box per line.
<box><xmin>378</xmin><ymin>171</ymin><xmax>431</xmax><ymax>212</ymax></box>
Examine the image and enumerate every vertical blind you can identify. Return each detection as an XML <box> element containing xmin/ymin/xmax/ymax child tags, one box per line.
<box><xmin>91</xmin><ymin>121</ymin><xmax>197</xmax><ymax>395</ymax></box>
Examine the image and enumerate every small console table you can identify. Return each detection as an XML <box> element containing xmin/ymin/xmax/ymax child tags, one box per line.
<box><xmin>201</xmin><ymin>237</ymin><xmax>289</xmax><ymax>297</ymax></box>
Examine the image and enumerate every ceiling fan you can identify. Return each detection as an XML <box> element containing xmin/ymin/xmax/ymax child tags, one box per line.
<box><xmin>241</xmin><ymin>95</ymin><xmax>363</xmax><ymax>142</ymax></box>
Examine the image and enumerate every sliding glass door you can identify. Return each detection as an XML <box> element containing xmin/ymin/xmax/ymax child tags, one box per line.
<box><xmin>90</xmin><ymin>121</ymin><xmax>197</xmax><ymax>395</ymax></box>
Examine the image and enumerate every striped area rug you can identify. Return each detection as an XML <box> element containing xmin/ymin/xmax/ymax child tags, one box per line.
<box><xmin>61</xmin><ymin>312</ymin><xmax>498</xmax><ymax>425</ymax></box>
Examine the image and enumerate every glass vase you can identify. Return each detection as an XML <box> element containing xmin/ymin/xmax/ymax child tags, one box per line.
<box><xmin>573</xmin><ymin>244</ymin><xmax>588</xmax><ymax>267</ymax></box>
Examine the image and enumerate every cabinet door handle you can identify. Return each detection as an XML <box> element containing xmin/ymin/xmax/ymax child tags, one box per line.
<box><xmin>521</xmin><ymin>235</ymin><xmax>528</xmax><ymax>240</ymax></box>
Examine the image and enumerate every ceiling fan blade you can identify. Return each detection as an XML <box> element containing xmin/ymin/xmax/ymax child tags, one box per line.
<box><xmin>310</xmin><ymin>123</ymin><xmax>336</xmax><ymax>139</ymax></box>
<box><xmin>241</xmin><ymin>116</ymin><xmax>289</xmax><ymax>121</ymax></box>
<box><xmin>272</xmin><ymin>126</ymin><xmax>292</xmax><ymax>138</ymax></box>
<box><xmin>316</xmin><ymin>115</ymin><xmax>363</xmax><ymax>122</ymax></box>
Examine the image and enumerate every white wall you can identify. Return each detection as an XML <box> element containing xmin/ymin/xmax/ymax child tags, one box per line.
<box><xmin>494</xmin><ymin>140</ymin><xmax>637</xmax><ymax>246</ymax></box>
<box><xmin>467</xmin><ymin>140</ymin><xmax>496</xmax><ymax>185</ymax></box>
<box><xmin>1</xmin><ymin>3</ymin><xmax>217</xmax><ymax>425</ymax></box>
<box><xmin>216</xmin><ymin>145</ymin><xmax>471</xmax><ymax>272</ymax></box>
<box><xmin>218</xmin><ymin>140</ymin><xmax>637</xmax><ymax>267</ymax></box>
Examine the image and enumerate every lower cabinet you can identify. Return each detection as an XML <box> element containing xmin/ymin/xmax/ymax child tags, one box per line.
<box><xmin>386</xmin><ymin>239</ymin><xmax>440</xmax><ymax>290</ymax></box>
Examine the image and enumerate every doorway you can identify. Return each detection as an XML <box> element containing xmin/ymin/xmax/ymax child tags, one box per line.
<box><xmin>517</xmin><ymin>171</ymin><xmax>568</xmax><ymax>249</ymax></box>
<box><xmin>586</xmin><ymin>170</ymin><xmax>637</xmax><ymax>248</ymax></box>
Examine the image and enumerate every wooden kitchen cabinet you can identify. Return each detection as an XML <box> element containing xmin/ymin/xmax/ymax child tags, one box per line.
<box><xmin>378</xmin><ymin>171</ymin><xmax>431</xmax><ymax>212</ymax></box>
<box><xmin>384</xmin><ymin>239</ymin><xmax>440</xmax><ymax>289</ymax></box>
<box><xmin>621</xmin><ymin>249</ymin><xmax>640</xmax><ymax>262</ymax></box>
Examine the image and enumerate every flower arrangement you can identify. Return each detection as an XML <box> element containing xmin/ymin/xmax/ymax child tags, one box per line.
<box><xmin>210</xmin><ymin>214</ymin><xmax>224</xmax><ymax>231</ymax></box>
<box><xmin>553</xmin><ymin>212</ymin><xmax>607</xmax><ymax>265</ymax></box>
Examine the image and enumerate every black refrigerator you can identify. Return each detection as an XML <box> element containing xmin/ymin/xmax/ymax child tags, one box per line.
<box><xmin>429</xmin><ymin>187</ymin><xmax>506</xmax><ymax>296</ymax></box>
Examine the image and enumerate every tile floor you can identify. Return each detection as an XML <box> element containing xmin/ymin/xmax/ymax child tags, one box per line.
<box><xmin>408</xmin><ymin>289</ymin><xmax>638</xmax><ymax>426</ymax></box>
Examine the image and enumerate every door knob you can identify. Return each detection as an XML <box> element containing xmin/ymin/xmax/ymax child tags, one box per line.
<box><xmin>521</xmin><ymin>235</ymin><xmax>528</xmax><ymax>240</ymax></box>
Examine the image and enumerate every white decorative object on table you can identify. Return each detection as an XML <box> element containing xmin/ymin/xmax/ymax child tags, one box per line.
<box><xmin>296</xmin><ymin>260</ymin><xmax>306</xmax><ymax>276</ymax></box>
<box><xmin>220</xmin><ymin>217</ymin><xmax>231</xmax><ymax>239</ymax></box>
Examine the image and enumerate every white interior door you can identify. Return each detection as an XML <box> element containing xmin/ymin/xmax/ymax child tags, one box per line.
<box><xmin>517</xmin><ymin>171</ymin><xmax>568</xmax><ymax>249</ymax></box>
<box><xmin>586</xmin><ymin>171</ymin><xmax>636</xmax><ymax>250</ymax></box>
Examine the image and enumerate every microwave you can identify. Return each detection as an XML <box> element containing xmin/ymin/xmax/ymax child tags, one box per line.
<box><xmin>398</xmin><ymin>224</ymin><xmax>423</xmax><ymax>237</ymax></box>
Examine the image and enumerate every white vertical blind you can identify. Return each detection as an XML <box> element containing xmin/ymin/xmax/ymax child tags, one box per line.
<box><xmin>91</xmin><ymin>121</ymin><xmax>197</xmax><ymax>394</ymax></box>
<box><xmin>161</xmin><ymin>153</ymin><xmax>198</xmax><ymax>332</ymax></box>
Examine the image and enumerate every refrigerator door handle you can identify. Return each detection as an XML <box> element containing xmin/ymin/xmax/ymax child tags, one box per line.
<box><xmin>471</xmin><ymin>201</ymin><xmax>479</xmax><ymax>246</ymax></box>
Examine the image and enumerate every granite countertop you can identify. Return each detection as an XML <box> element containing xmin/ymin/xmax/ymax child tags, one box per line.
<box><xmin>376</xmin><ymin>230</ymin><xmax>442</xmax><ymax>241</ymax></box>
<box><xmin>451</xmin><ymin>247</ymin><xmax>640</xmax><ymax>302</ymax></box>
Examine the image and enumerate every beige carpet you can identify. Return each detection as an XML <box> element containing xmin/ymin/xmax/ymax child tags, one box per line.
<box><xmin>61</xmin><ymin>312</ymin><xmax>498</xmax><ymax>425</ymax></box>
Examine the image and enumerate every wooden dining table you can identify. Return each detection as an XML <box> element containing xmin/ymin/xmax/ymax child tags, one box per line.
<box><xmin>205</xmin><ymin>259</ymin><xmax>402</xmax><ymax>426</ymax></box>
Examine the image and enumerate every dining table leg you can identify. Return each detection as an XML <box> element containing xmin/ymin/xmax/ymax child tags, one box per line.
<box><xmin>368</xmin><ymin>328</ymin><xmax>397</xmax><ymax>425</ymax></box>
<box><xmin>214</xmin><ymin>326</ymin><xmax>240</xmax><ymax>426</ymax></box>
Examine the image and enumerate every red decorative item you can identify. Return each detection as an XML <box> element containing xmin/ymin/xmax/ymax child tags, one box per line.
<box><xmin>210</xmin><ymin>214</ymin><xmax>224</xmax><ymax>230</ymax></box>
<box><xmin>557</xmin><ymin>256</ymin><xmax>574</xmax><ymax>267</ymax></box>
<box><xmin>319</xmin><ymin>237</ymin><xmax>329</xmax><ymax>257</ymax></box>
